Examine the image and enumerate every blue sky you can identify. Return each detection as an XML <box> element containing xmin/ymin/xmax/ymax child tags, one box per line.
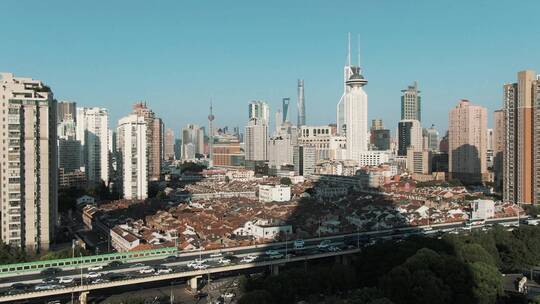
<box><xmin>1</xmin><ymin>1</ymin><xmax>539</xmax><ymax>135</ymax></box>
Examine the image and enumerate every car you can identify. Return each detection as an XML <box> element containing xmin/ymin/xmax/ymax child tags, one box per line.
<box><xmin>217</xmin><ymin>257</ymin><xmax>231</xmax><ymax>264</ymax></box>
<box><xmin>327</xmin><ymin>246</ymin><xmax>341</xmax><ymax>252</ymax></box>
<box><xmin>187</xmin><ymin>260</ymin><xmax>202</xmax><ymax>268</ymax></box>
<box><xmin>107</xmin><ymin>261</ymin><xmax>123</xmax><ymax>268</ymax></box>
<box><xmin>209</xmin><ymin>252</ymin><xmax>223</xmax><ymax>258</ymax></box>
<box><xmin>139</xmin><ymin>267</ymin><xmax>155</xmax><ymax>274</ymax></box>
<box><xmin>106</xmin><ymin>273</ymin><xmax>127</xmax><ymax>281</ymax></box>
<box><xmin>269</xmin><ymin>253</ymin><xmax>284</xmax><ymax>259</ymax></box>
<box><xmin>87</xmin><ymin>265</ymin><xmax>104</xmax><ymax>271</ymax></box>
<box><xmin>90</xmin><ymin>278</ymin><xmax>109</xmax><ymax>284</ymax></box>
<box><xmin>317</xmin><ymin>240</ymin><xmax>332</xmax><ymax>249</ymax></box>
<box><xmin>164</xmin><ymin>255</ymin><xmax>178</xmax><ymax>263</ymax></box>
<box><xmin>265</xmin><ymin>249</ymin><xmax>279</xmax><ymax>255</ymax></box>
<box><xmin>223</xmin><ymin>292</ymin><xmax>235</xmax><ymax>298</ymax></box>
<box><xmin>129</xmin><ymin>263</ymin><xmax>145</xmax><ymax>268</ymax></box>
<box><xmin>42</xmin><ymin>277</ymin><xmax>58</xmax><ymax>284</ymax></box>
<box><xmin>194</xmin><ymin>258</ymin><xmax>207</xmax><ymax>264</ymax></box>
<box><xmin>34</xmin><ymin>284</ymin><xmax>59</xmax><ymax>291</ymax></box>
<box><xmin>193</xmin><ymin>264</ymin><xmax>209</xmax><ymax>270</ymax></box>
<box><xmin>156</xmin><ymin>267</ymin><xmax>172</xmax><ymax>274</ymax></box>
<box><xmin>240</xmin><ymin>255</ymin><xmax>257</xmax><ymax>263</ymax></box>
<box><xmin>85</xmin><ymin>272</ymin><xmax>101</xmax><ymax>279</ymax></box>
<box><xmin>10</xmin><ymin>283</ymin><xmax>29</xmax><ymax>291</ymax></box>
<box><xmin>40</xmin><ymin>268</ymin><xmax>61</xmax><ymax>276</ymax></box>
<box><xmin>293</xmin><ymin>239</ymin><xmax>305</xmax><ymax>249</ymax></box>
<box><xmin>194</xmin><ymin>292</ymin><xmax>208</xmax><ymax>299</ymax></box>
<box><xmin>58</xmin><ymin>277</ymin><xmax>74</xmax><ymax>284</ymax></box>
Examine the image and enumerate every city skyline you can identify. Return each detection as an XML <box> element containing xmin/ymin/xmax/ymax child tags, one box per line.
<box><xmin>2</xmin><ymin>1</ymin><xmax>540</xmax><ymax>134</ymax></box>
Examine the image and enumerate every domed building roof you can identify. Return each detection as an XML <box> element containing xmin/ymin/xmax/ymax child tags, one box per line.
<box><xmin>346</xmin><ymin>71</ymin><xmax>368</xmax><ymax>87</ymax></box>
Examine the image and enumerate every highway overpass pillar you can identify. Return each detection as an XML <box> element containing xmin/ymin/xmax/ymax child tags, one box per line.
<box><xmin>270</xmin><ymin>264</ymin><xmax>280</xmax><ymax>276</ymax></box>
<box><xmin>79</xmin><ymin>291</ymin><xmax>89</xmax><ymax>304</ymax></box>
<box><xmin>189</xmin><ymin>275</ymin><xmax>203</xmax><ymax>291</ymax></box>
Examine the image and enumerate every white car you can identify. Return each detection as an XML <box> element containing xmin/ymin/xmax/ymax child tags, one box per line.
<box><xmin>240</xmin><ymin>255</ymin><xmax>257</xmax><ymax>263</ymax></box>
<box><xmin>317</xmin><ymin>240</ymin><xmax>331</xmax><ymax>249</ymax></box>
<box><xmin>87</xmin><ymin>265</ymin><xmax>104</xmax><ymax>271</ymax></box>
<box><xmin>209</xmin><ymin>252</ymin><xmax>223</xmax><ymax>258</ymax></box>
<box><xmin>327</xmin><ymin>246</ymin><xmax>341</xmax><ymax>252</ymax></box>
<box><xmin>139</xmin><ymin>267</ymin><xmax>155</xmax><ymax>274</ymax></box>
<box><xmin>35</xmin><ymin>284</ymin><xmax>59</xmax><ymax>291</ymax></box>
<box><xmin>193</xmin><ymin>264</ymin><xmax>209</xmax><ymax>270</ymax></box>
<box><xmin>194</xmin><ymin>258</ymin><xmax>207</xmax><ymax>264</ymax></box>
<box><xmin>85</xmin><ymin>272</ymin><xmax>101</xmax><ymax>279</ymax></box>
<box><xmin>156</xmin><ymin>268</ymin><xmax>172</xmax><ymax>274</ymax></box>
<box><xmin>293</xmin><ymin>239</ymin><xmax>305</xmax><ymax>249</ymax></box>
<box><xmin>188</xmin><ymin>260</ymin><xmax>203</xmax><ymax>268</ymax></box>
<box><xmin>217</xmin><ymin>258</ymin><xmax>231</xmax><ymax>264</ymax></box>
<box><xmin>265</xmin><ymin>250</ymin><xmax>279</xmax><ymax>256</ymax></box>
<box><xmin>58</xmin><ymin>277</ymin><xmax>74</xmax><ymax>284</ymax></box>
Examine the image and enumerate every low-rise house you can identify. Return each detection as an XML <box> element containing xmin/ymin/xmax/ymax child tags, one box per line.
<box><xmin>258</xmin><ymin>184</ymin><xmax>291</xmax><ymax>202</ymax></box>
<box><xmin>233</xmin><ymin>219</ymin><xmax>292</xmax><ymax>240</ymax></box>
<box><xmin>110</xmin><ymin>225</ymin><xmax>141</xmax><ymax>252</ymax></box>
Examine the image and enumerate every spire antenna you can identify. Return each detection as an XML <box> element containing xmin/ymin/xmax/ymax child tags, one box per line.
<box><xmin>347</xmin><ymin>32</ymin><xmax>351</xmax><ymax>67</ymax></box>
<box><xmin>357</xmin><ymin>34</ymin><xmax>361</xmax><ymax>67</ymax></box>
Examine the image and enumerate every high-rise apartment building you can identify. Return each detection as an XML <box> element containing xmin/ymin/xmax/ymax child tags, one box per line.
<box><xmin>245</xmin><ymin>118</ymin><xmax>268</xmax><ymax>161</ymax></box>
<box><xmin>132</xmin><ymin>102</ymin><xmax>163</xmax><ymax>181</ymax></box>
<box><xmin>297</xmin><ymin>79</ymin><xmax>306</xmax><ymax>127</ymax></box>
<box><xmin>371</xmin><ymin>119</ymin><xmax>383</xmax><ymax>130</ymax></box>
<box><xmin>248</xmin><ymin>101</ymin><xmax>270</xmax><ymax>124</ymax></box>
<box><xmin>0</xmin><ymin>73</ymin><xmax>58</xmax><ymax>252</ymax></box>
<box><xmin>164</xmin><ymin>128</ymin><xmax>175</xmax><ymax>161</ymax></box>
<box><xmin>267</xmin><ymin>122</ymin><xmax>298</xmax><ymax>168</ymax></box>
<box><xmin>397</xmin><ymin>119</ymin><xmax>422</xmax><ymax>156</ymax></box>
<box><xmin>76</xmin><ymin>107</ymin><xmax>110</xmax><ymax>185</ymax></box>
<box><xmin>182</xmin><ymin>124</ymin><xmax>204</xmax><ymax>160</ymax></box>
<box><xmin>493</xmin><ymin>109</ymin><xmax>505</xmax><ymax>190</ymax></box>
<box><xmin>448</xmin><ymin>100</ymin><xmax>488</xmax><ymax>184</ymax></box>
<box><xmin>117</xmin><ymin>114</ymin><xmax>148</xmax><ymax>200</ymax></box>
<box><xmin>503</xmin><ymin>70</ymin><xmax>540</xmax><ymax>204</ymax></box>
<box><xmin>293</xmin><ymin>145</ymin><xmax>316</xmax><ymax>176</ymax></box>
<box><xmin>401</xmin><ymin>82</ymin><xmax>421</xmax><ymax>121</ymax></box>
<box><xmin>57</xmin><ymin>101</ymin><xmax>76</xmax><ymax>122</ymax></box>
<box><xmin>423</xmin><ymin>125</ymin><xmax>439</xmax><ymax>152</ymax></box>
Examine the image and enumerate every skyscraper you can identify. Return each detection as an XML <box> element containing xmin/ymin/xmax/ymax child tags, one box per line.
<box><xmin>76</xmin><ymin>107</ymin><xmax>110</xmax><ymax>185</ymax></box>
<box><xmin>401</xmin><ymin>82</ymin><xmax>421</xmax><ymax>121</ymax></box>
<box><xmin>182</xmin><ymin>124</ymin><xmax>204</xmax><ymax>160</ymax></box>
<box><xmin>293</xmin><ymin>145</ymin><xmax>316</xmax><ymax>176</ymax></box>
<box><xmin>131</xmin><ymin>102</ymin><xmax>163</xmax><ymax>181</ymax></box>
<box><xmin>275</xmin><ymin>109</ymin><xmax>283</xmax><ymax>134</ymax></box>
<box><xmin>398</xmin><ymin>120</ymin><xmax>422</xmax><ymax>156</ymax></box>
<box><xmin>282</xmin><ymin>97</ymin><xmax>291</xmax><ymax>122</ymax></box>
<box><xmin>164</xmin><ymin>128</ymin><xmax>175</xmax><ymax>161</ymax></box>
<box><xmin>117</xmin><ymin>114</ymin><xmax>148</xmax><ymax>200</ymax></box>
<box><xmin>245</xmin><ymin>117</ymin><xmax>268</xmax><ymax>161</ymax></box>
<box><xmin>248</xmin><ymin>100</ymin><xmax>270</xmax><ymax>124</ymax></box>
<box><xmin>336</xmin><ymin>34</ymin><xmax>368</xmax><ymax>162</ymax></box>
<box><xmin>449</xmin><ymin>99</ymin><xmax>488</xmax><ymax>184</ymax></box>
<box><xmin>503</xmin><ymin>70</ymin><xmax>540</xmax><ymax>204</ymax></box>
<box><xmin>297</xmin><ymin>79</ymin><xmax>305</xmax><ymax>127</ymax></box>
<box><xmin>0</xmin><ymin>73</ymin><xmax>58</xmax><ymax>252</ymax></box>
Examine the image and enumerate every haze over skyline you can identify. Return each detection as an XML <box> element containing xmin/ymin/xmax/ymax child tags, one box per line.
<box><xmin>1</xmin><ymin>0</ymin><xmax>539</xmax><ymax>133</ymax></box>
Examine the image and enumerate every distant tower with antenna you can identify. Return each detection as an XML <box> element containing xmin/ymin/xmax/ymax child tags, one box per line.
<box><xmin>297</xmin><ymin>80</ymin><xmax>305</xmax><ymax>127</ymax></box>
<box><xmin>208</xmin><ymin>100</ymin><xmax>215</xmax><ymax>165</ymax></box>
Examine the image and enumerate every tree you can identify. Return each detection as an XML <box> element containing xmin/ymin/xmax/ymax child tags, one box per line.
<box><xmin>238</xmin><ymin>290</ymin><xmax>273</xmax><ymax>304</ymax></box>
<box><xmin>458</xmin><ymin>243</ymin><xmax>496</xmax><ymax>267</ymax></box>
<box><xmin>280</xmin><ymin>177</ymin><xmax>292</xmax><ymax>186</ymax></box>
<box><xmin>470</xmin><ymin>262</ymin><xmax>503</xmax><ymax>304</ymax></box>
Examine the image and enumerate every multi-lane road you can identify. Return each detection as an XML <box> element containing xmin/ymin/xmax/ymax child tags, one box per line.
<box><xmin>0</xmin><ymin>216</ymin><xmax>523</xmax><ymax>303</ymax></box>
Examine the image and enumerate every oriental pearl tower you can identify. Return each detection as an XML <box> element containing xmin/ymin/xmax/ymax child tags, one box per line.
<box><xmin>208</xmin><ymin>101</ymin><xmax>215</xmax><ymax>166</ymax></box>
